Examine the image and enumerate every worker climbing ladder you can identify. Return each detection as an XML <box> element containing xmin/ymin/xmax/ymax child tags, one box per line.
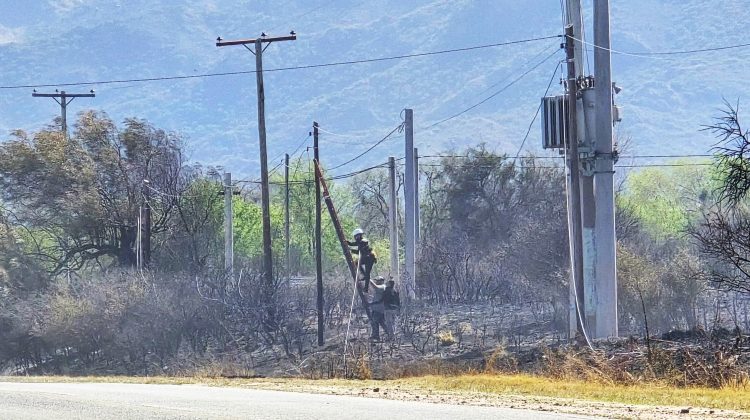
<box><xmin>313</xmin><ymin>159</ymin><xmax>372</xmax><ymax>321</ymax></box>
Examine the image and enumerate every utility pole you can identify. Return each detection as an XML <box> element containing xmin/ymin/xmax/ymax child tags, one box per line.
<box><xmin>313</xmin><ymin>122</ymin><xmax>324</xmax><ymax>346</ymax></box>
<box><xmin>32</xmin><ymin>89</ymin><xmax>95</xmax><ymax>138</ymax></box>
<box><xmin>594</xmin><ymin>0</ymin><xmax>618</xmax><ymax>338</ymax></box>
<box><xmin>414</xmin><ymin>148</ymin><xmax>420</xmax><ymax>247</ymax></box>
<box><xmin>403</xmin><ymin>109</ymin><xmax>416</xmax><ymax>299</ymax></box>
<box><xmin>217</xmin><ymin>32</ymin><xmax>297</xmax><ymax>319</ymax></box>
<box><xmin>284</xmin><ymin>153</ymin><xmax>291</xmax><ymax>286</ymax></box>
<box><xmin>136</xmin><ymin>208</ymin><xmax>142</xmax><ymax>271</ymax></box>
<box><xmin>388</xmin><ymin>156</ymin><xmax>399</xmax><ymax>283</ymax></box>
<box><xmin>566</xmin><ymin>0</ymin><xmax>598</xmax><ymax>333</ymax></box>
<box><xmin>565</xmin><ymin>25</ymin><xmax>587</xmax><ymax>340</ymax></box>
<box><xmin>224</xmin><ymin>172</ymin><xmax>234</xmax><ymax>276</ymax></box>
<box><xmin>142</xmin><ymin>180</ymin><xmax>152</xmax><ymax>269</ymax></box>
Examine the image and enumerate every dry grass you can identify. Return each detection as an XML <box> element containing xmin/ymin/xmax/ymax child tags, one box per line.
<box><xmin>395</xmin><ymin>374</ymin><xmax>750</xmax><ymax>412</ymax></box>
<box><xmin>2</xmin><ymin>373</ymin><xmax>749</xmax><ymax>412</ymax></box>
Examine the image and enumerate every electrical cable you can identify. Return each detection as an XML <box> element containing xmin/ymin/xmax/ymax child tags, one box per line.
<box><xmin>420</xmin><ymin>153</ymin><xmax>714</xmax><ymax>160</ymax></box>
<box><xmin>513</xmin><ymin>61</ymin><xmax>562</xmax><ymax>166</ymax></box>
<box><xmin>0</xmin><ymin>35</ymin><xmax>561</xmax><ymax>90</ymax></box>
<box><xmin>326</xmin><ymin>123</ymin><xmax>404</xmax><ymax>171</ymax></box>
<box><xmin>475</xmin><ymin>42</ymin><xmax>558</xmax><ymax>98</ymax></box>
<box><xmin>425</xmin><ymin>48</ymin><xmax>562</xmax><ymax>129</ymax></box>
<box><xmin>144</xmin><ymin>183</ymin><xmax>204</xmax><ymax>200</ymax></box>
<box><xmin>316</xmin><ymin>126</ymin><xmax>371</xmax><ymax>139</ymax></box>
<box><xmin>570</xmin><ymin>35</ymin><xmax>750</xmax><ymax>58</ymax></box>
<box><xmin>562</xmin><ymin>135</ymin><xmax>595</xmax><ymax>351</ymax></box>
<box><xmin>270</xmin><ymin>131</ymin><xmax>311</xmax><ymax>164</ymax></box>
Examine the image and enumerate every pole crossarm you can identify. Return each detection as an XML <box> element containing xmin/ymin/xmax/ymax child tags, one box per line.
<box><xmin>31</xmin><ymin>92</ymin><xmax>95</xmax><ymax>98</ymax></box>
<box><xmin>32</xmin><ymin>90</ymin><xmax>95</xmax><ymax>138</ymax></box>
<box><xmin>216</xmin><ymin>34</ymin><xmax>297</xmax><ymax>47</ymax></box>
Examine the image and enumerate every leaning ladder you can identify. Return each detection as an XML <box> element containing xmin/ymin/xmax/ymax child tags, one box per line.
<box><xmin>314</xmin><ymin>160</ymin><xmax>372</xmax><ymax>320</ymax></box>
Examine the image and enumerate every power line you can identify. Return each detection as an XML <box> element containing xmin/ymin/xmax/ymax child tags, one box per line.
<box><xmin>419</xmin><ymin>162</ymin><xmax>714</xmax><ymax>169</ymax></box>
<box><xmin>425</xmin><ymin>48</ymin><xmax>562</xmax><ymax>129</ymax></box>
<box><xmin>315</xmin><ymin>126</ymin><xmax>371</xmax><ymax>139</ymax></box>
<box><xmin>236</xmin><ymin>160</ymin><xmax>389</xmax><ymax>186</ymax></box>
<box><xmin>420</xmin><ymin>153</ymin><xmax>714</xmax><ymax>160</ymax></box>
<box><xmin>513</xmin><ymin>61</ymin><xmax>561</xmax><ymax>165</ymax></box>
<box><xmin>326</xmin><ymin>123</ymin><xmax>404</xmax><ymax>171</ymax></box>
<box><xmin>270</xmin><ymin>131</ymin><xmax>311</xmax><ymax>164</ymax></box>
<box><xmin>570</xmin><ymin>36</ymin><xmax>750</xmax><ymax>58</ymax></box>
<box><xmin>215</xmin><ymin>158</ymin><xmax>716</xmax><ymax>188</ymax></box>
<box><xmin>0</xmin><ymin>35</ymin><xmax>561</xmax><ymax>90</ymax></box>
<box><xmin>475</xmin><ymin>42</ymin><xmax>558</xmax><ymax>98</ymax></box>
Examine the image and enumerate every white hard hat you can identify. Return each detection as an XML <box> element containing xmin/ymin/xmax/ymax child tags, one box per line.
<box><xmin>352</xmin><ymin>228</ymin><xmax>364</xmax><ymax>237</ymax></box>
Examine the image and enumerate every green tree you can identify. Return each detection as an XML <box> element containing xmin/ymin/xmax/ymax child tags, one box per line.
<box><xmin>0</xmin><ymin>112</ymin><xmax>188</xmax><ymax>273</ymax></box>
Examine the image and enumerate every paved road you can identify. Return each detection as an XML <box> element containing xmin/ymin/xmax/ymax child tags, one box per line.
<box><xmin>0</xmin><ymin>382</ymin><xmax>596</xmax><ymax>419</ymax></box>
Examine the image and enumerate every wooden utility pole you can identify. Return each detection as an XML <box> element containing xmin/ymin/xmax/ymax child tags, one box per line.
<box><xmin>403</xmin><ymin>109</ymin><xmax>416</xmax><ymax>299</ymax></box>
<box><xmin>224</xmin><ymin>172</ymin><xmax>234</xmax><ymax>276</ymax></box>
<box><xmin>388</xmin><ymin>156</ymin><xmax>399</xmax><ymax>283</ymax></box>
<box><xmin>313</xmin><ymin>122</ymin><xmax>325</xmax><ymax>346</ymax></box>
<box><xmin>593</xmin><ymin>0</ymin><xmax>618</xmax><ymax>338</ymax></box>
<box><xmin>284</xmin><ymin>153</ymin><xmax>291</xmax><ymax>285</ymax></box>
<box><xmin>565</xmin><ymin>25</ymin><xmax>587</xmax><ymax>339</ymax></box>
<box><xmin>32</xmin><ymin>89</ymin><xmax>95</xmax><ymax>138</ymax></box>
<box><xmin>314</xmin><ymin>161</ymin><xmax>372</xmax><ymax>320</ymax></box>
<box><xmin>217</xmin><ymin>32</ymin><xmax>297</xmax><ymax>317</ymax></box>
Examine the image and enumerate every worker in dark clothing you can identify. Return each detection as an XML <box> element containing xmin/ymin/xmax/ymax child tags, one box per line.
<box><xmin>369</xmin><ymin>276</ymin><xmax>389</xmax><ymax>341</ymax></box>
<box><xmin>383</xmin><ymin>279</ymin><xmax>401</xmax><ymax>338</ymax></box>
<box><xmin>348</xmin><ymin>228</ymin><xmax>377</xmax><ymax>291</ymax></box>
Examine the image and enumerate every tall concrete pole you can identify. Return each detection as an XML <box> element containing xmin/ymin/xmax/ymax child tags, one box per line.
<box><xmin>565</xmin><ymin>25</ymin><xmax>587</xmax><ymax>340</ymax></box>
<box><xmin>388</xmin><ymin>157</ymin><xmax>400</xmax><ymax>283</ymax></box>
<box><xmin>284</xmin><ymin>153</ymin><xmax>291</xmax><ymax>284</ymax></box>
<box><xmin>566</xmin><ymin>0</ymin><xmax>598</xmax><ymax>333</ymax></box>
<box><xmin>594</xmin><ymin>0</ymin><xmax>618</xmax><ymax>338</ymax></box>
<box><xmin>143</xmin><ymin>181</ymin><xmax>151</xmax><ymax>268</ymax></box>
<box><xmin>403</xmin><ymin>109</ymin><xmax>416</xmax><ymax>299</ymax></box>
<box><xmin>414</xmin><ymin>148</ymin><xmax>420</xmax><ymax>247</ymax></box>
<box><xmin>314</xmin><ymin>122</ymin><xmax>324</xmax><ymax>346</ymax></box>
<box><xmin>224</xmin><ymin>172</ymin><xmax>234</xmax><ymax>276</ymax></box>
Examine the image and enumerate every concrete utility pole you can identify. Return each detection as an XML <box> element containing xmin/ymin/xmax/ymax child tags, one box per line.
<box><xmin>566</xmin><ymin>0</ymin><xmax>598</xmax><ymax>333</ymax></box>
<box><xmin>284</xmin><ymin>153</ymin><xmax>291</xmax><ymax>285</ymax></box>
<box><xmin>224</xmin><ymin>172</ymin><xmax>234</xmax><ymax>276</ymax></box>
<box><xmin>594</xmin><ymin>0</ymin><xmax>618</xmax><ymax>338</ymax></box>
<box><xmin>313</xmin><ymin>122</ymin><xmax>324</xmax><ymax>346</ymax></box>
<box><xmin>136</xmin><ymin>208</ymin><xmax>142</xmax><ymax>271</ymax></box>
<box><xmin>403</xmin><ymin>109</ymin><xmax>416</xmax><ymax>299</ymax></box>
<box><xmin>413</xmin><ymin>148</ymin><xmax>420</xmax><ymax>247</ymax></box>
<box><xmin>388</xmin><ymin>156</ymin><xmax>399</xmax><ymax>283</ymax></box>
<box><xmin>142</xmin><ymin>181</ymin><xmax>151</xmax><ymax>268</ymax></box>
<box><xmin>564</xmin><ymin>25</ymin><xmax>587</xmax><ymax>340</ymax></box>
<box><xmin>217</xmin><ymin>32</ymin><xmax>297</xmax><ymax>309</ymax></box>
<box><xmin>32</xmin><ymin>89</ymin><xmax>95</xmax><ymax>138</ymax></box>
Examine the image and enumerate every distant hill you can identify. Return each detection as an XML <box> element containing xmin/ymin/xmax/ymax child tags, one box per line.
<box><xmin>0</xmin><ymin>0</ymin><xmax>748</xmax><ymax>176</ymax></box>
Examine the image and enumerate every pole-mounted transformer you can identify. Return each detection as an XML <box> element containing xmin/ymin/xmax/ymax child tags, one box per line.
<box><xmin>541</xmin><ymin>95</ymin><xmax>570</xmax><ymax>150</ymax></box>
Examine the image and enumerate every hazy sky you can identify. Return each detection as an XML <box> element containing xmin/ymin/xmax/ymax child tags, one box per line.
<box><xmin>1</xmin><ymin>0</ymin><xmax>749</xmax><ymax>176</ymax></box>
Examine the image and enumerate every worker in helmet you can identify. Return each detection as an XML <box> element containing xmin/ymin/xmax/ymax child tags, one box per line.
<box><xmin>348</xmin><ymin>228</ymin><xmax>377</xmax><ymax>291</ymax></box>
